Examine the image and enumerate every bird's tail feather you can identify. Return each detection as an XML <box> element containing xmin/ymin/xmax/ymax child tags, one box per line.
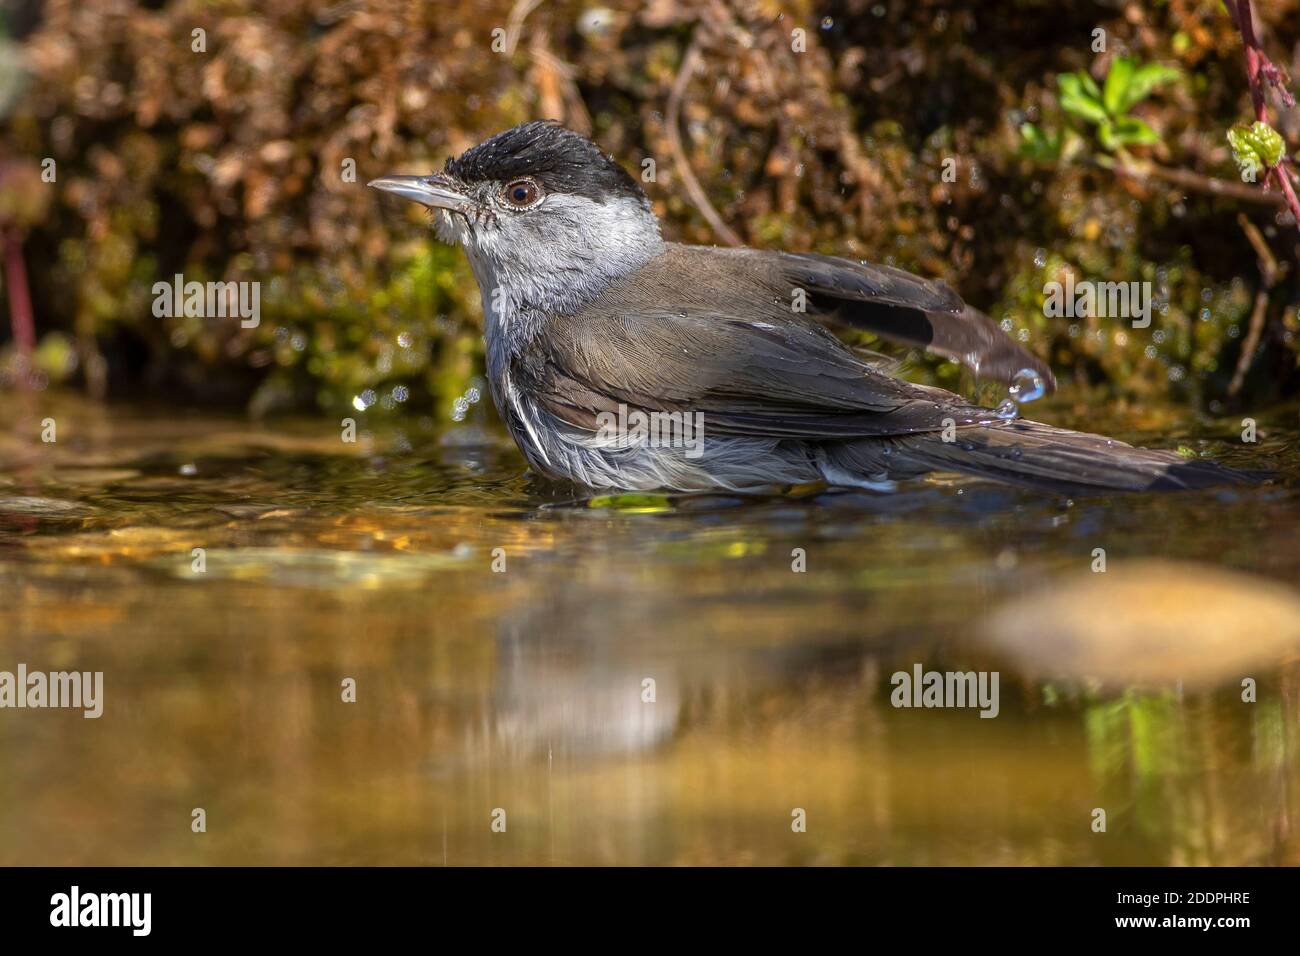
<box><xmin>822</xmin><ymin>419</ymin><xmax>1260</xmax><ymax>494</ymax></box>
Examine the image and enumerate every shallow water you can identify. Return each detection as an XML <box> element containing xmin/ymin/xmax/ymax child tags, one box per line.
<box><xmin>1</xmin><ymin>393</ymin><xmax>1298</xmax><ymax>865</ymax></box>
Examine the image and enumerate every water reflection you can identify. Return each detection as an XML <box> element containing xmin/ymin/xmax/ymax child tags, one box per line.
<box><xmin>1</xmin><ymin>394</ymin><xmax>1297</xmax><ymax>864</ymax></box>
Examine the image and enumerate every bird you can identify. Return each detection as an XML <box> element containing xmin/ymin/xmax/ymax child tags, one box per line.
<box><xmin>369</xmin><ymin>120</ymin><xmax>1253</xmax><ymax>495</ymax></box>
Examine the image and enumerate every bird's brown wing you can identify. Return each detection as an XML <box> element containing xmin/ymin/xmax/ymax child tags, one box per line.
<box><xmin>768</xmin><ymin>250</ymin><xmax>1056</xmax><ymax>392</ymax></box>
<box><xmin>527</xmin><ymin>248</ymin><xmax>995</xmax><ymax>439</ymax></box>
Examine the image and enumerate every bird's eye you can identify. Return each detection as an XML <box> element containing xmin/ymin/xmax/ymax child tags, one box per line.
<box><xmin>502</xmin><ymin>178</ymin><xmax>540</xmax><ymax>207</ymax></box>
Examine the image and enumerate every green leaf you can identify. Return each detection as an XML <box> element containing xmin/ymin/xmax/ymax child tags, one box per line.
<box><xmin>588</xmin><ymin>493</ymin><xmax>674</xmax><ymax>513</ymax></box>
<box><xmin>1018</xmin><ymin>122</ymin><xmax>1063</xmax><ymax>161</ymax></box>
<box><xmin>1113</xmin><ymin>115</ymin><xmax>1161</xmax><ymax>147</ymax></box>
<box><xmin>1097</xmin><ymin>119</ymin><xmax>1118</xmax><ymax>152</ymax></box>
<box><xmin>1103</xmin><ymin>57</ymin><xmax>1136</xmax><ymax>116</ymax></box>
<box><xmin>1077</xmin><ymin>70</ymin><xmax>1102</xmax><ymax>101</ymax></box>
<box><xmin>1228</xmin><ymin>121</ymin><xmax>1286</xmax><ymax>174</ymax></box>
<box><xmin>1100</xmin><ymin>58</ymin><xmax>1178</xmax><ymax>117</ymax></box>
<box><xmin>1058</xmin><ymin>72</ymin><xmax>1108</xmax><ymax>125</ymax></box>
<box><xmin>1056</xmin><ymin>73</ymin><xmax>1082</xmax><ymax>98</ymax></box>
<box><xmin>1120</xmin><ymin>62</ymin><xmax>1180</xmax><ymax>113</ymax></box>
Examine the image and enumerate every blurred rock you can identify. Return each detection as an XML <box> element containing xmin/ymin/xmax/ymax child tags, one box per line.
<box><xmin>984</xmin><ymin>559</ymin><xmax>1300</xmax><ymax>687</ymax></box>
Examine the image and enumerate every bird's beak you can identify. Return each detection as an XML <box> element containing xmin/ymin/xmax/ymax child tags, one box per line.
<box><xmin>367</xmin><ymin>173</ymin><xmax>471</xmax><ymax>212</ymax></box>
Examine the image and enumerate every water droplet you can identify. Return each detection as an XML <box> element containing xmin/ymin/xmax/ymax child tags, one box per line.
<box><xmin>1008</xmin><ymin>368</ymin><xmax>1046</xmax><ymax>404</ymax></box>
<box><xmin>995</xmin><ymin>398</ymin><xmax>1020</xmax><ymax>421</ymax></box>
<box><xmin>820</xmin><ymin>16</ymin><xmax>834</xmax><ymax>30</ymax></box>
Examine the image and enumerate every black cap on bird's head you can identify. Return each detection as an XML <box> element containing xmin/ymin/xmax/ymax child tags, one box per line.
<box><xmin>444</xmin><ymin>120</ymin><xmax>650</xmax><ymax>208</ymax></box>
<box><xmin>367</xmin><ymin>120</ymin><xmax>650</xmax><ymax>219</ymax></box>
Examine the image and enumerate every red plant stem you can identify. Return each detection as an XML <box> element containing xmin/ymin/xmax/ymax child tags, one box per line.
<box><xmin>1228</xmin><ymin>0</ymin><xmax>1300</xmax><ymax>232</ymax></box>
<box><xmin>1273</xmin><ymin>166</ymin><xmax>1300</xmax><ymax>222</ymax></box>
<box><xmin>1235</xmin><ymin>0</ymin><xmax>1268</xmax><ymax>122</ymax></box>
<box><xmin>2</xmin><ymin>228</ymin><xmax>37</xmax><ymax>357</ymax></box>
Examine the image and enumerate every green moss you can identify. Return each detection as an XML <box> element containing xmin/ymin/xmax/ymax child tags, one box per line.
<box><xmin>2</xmin><ymin>0</ymin><xmax>1296</xmax><ymax>412</ymax></box>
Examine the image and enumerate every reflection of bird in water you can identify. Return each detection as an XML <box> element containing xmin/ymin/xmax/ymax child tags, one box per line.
<box><xmin>491</xmin><ymin>609</ymin><xmax>680</xmax><ymax>760</ymax></box>
<box><xmin>477</xmin><ymin>571</ymin><xmax>879</xmax><ymax>762</ymax></box>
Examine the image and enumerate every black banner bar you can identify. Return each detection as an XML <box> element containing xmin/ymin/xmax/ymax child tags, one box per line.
<box><xmin>0</xmin><ymin>866</ymin><xmax>1280</xmax><ymax>942</ymax></box>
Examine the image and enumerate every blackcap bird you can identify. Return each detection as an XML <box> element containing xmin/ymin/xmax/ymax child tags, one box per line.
<box><xmin>370</xmin><ymin>121</ymin><xmax>1249</xmax><ymax>494</ymax></box>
